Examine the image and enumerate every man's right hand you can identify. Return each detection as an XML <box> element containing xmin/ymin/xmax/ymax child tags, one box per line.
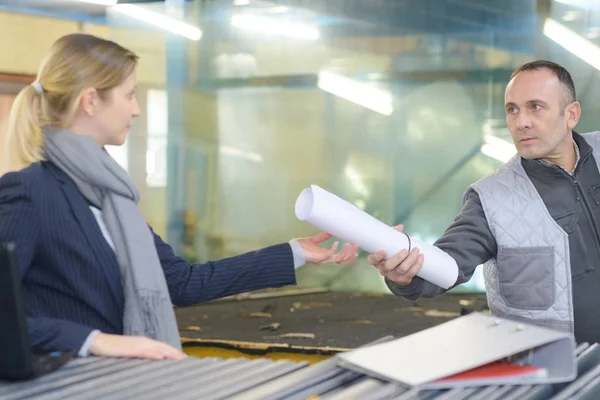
<box><xmin>367</xmin><ymin>224</ymin><xmax>424</xmax><ymax>285</ymax></box>
<box><xmin>89</xmin><ymin>333</ymin><xmax>187</xmax><ymax>360</ymax></box>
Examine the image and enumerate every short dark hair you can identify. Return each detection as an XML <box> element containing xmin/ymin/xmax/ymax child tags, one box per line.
<box><xmin>511</xmin><ymin>60</ymin><xmax>576</xmax><ymax>106</ymax></box>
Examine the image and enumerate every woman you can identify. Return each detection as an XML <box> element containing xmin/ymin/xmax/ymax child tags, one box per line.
<box><xmin>0</xmin><ymin>33</ymin><xmax>358</xmax><ymax>360</ymax></box>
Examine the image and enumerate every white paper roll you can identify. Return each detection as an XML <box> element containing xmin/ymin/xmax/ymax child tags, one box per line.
<box><xmin>295</xmin><ymin>185</ymin><xmax>459</xmax><ymax>289</ymax></box>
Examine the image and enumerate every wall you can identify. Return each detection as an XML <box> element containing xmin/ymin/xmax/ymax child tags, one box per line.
<box><xmin>0</xmin><ymin>94</ymin><xmax>15</xmax><ymax>175</ymax></box>
<box><xmin>0</xmin><ymin>11</ymin><xmax>165</xmax><ymax>86</ymax></box>
<box><xmin>0</xmin><ymin>12</ymin><xmax>79</xmax><ymax>76</ymax></box>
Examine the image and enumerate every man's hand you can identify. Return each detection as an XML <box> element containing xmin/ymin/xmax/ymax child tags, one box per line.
<box><xmin>367</xmin><ymin>224</ymin><xmax>424</xmax><ymax>285</ymax></box>
<box><xmin>89</xmin><ymin>333</ymin><xmax>187</xmax><ymax>360</ymax></box>
<box><xmin>297</xmin><ymin>232</ymin><xmax>359</xmax><ymax>265</ymax></box>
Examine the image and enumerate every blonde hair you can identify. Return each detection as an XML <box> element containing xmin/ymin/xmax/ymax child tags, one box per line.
<box><xmin>5</xmin><ymin>33</ymin><xmax>138</xmax><ymax>171</ymax></box>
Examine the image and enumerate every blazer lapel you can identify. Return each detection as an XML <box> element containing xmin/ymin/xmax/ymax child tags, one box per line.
<box><xmin>49</xmin><ymin>164</ymin><xmax>123</xmax><ymax>303</ymax></box>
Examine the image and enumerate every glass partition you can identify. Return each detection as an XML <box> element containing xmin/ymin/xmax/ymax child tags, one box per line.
<box><xmin>104</xmin><ymin>0</ymin><xmax>600</xmax><ymax>293</ymax></box>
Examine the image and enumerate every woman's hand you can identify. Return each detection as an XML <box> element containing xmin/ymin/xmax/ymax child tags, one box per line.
<box><xmin>89</xmin><ymin>333</ymin><xmax>187</xmax><ymax>360</ymax></box>
<box><xmin>297</xmin><ymin>232</ymin><xmax>359</xmax><ymax>265</ymax></box>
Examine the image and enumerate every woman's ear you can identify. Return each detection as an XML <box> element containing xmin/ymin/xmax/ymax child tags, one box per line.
<box><xmin>80</xmin><ymin>88</ymin><xmax>100</xmax><ymax>117</ymax></box>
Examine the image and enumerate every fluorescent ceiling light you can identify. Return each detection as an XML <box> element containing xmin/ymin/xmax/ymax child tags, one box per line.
<box><xmin>544</xmin><ymin>18</ymin><xmax>600</xmax><ymax>70</ymax></box>
<box><xmin>111</xmin><ymin>4</ymin><xmax>202</xmax><ymax>41</ymax></box>
<box><xmin>233</xmin><ymin>0</ymin><xmax>251</xmax><ymax>5</ymax></box>
<box><xmin>480</xmin><ymin>134</ymin><xmax>517</xmax><ymax>163</ymax></box>
<box><xmin>220</xmin><ymin>146</ymin><xmax>262</xmax><ymax>163</ymax></box>
<box><xmin>231</xmin><ymin>14</ymin><xmax>319</xmax><ymax>40</ymax></box>
<box><xmin>318</xmin><ymin>71</ymin><xmax>393</xmax><ymax>116</ymax></box>
<box><xmin>554</xmin><ymin>0</ymin><xmax>600</xmax><ymax>9</ymax></box>
<box><xmin>76</xmin><ymin>0</ymin><xmax>118</xmax><ymax>5</ymax></box>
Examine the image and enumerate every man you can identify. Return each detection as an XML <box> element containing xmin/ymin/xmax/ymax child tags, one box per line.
<box><xmin>369</xmin><ymin>60</ymin><xmax>600</xmax><ymax>344</ymax></box>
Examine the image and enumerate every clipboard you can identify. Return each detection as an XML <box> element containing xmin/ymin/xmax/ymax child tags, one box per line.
<box><xmin>336</xmin><ymin>312</ymin><xmax>576</xmax><ymax>389</ymax></box>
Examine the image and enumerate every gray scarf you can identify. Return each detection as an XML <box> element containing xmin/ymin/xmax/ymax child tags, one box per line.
<box><xmin>44</xmin><ymin>127</ymin><xmax>182</xmax><ymax>350</ymax></box>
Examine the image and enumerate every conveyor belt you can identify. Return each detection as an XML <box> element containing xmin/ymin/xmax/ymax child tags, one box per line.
<box><xmin>2</xmin><ymin>339</ymin><xmax>600</xmax><ymax>399</ymax></box>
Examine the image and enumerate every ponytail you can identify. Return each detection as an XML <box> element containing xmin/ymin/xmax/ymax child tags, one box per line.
<box><xmin>5</xmin><ymin>84</ymin><xmax>45</xmax><ymax>172</ymax></box>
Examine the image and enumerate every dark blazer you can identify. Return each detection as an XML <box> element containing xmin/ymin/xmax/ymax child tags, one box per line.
<box><xmin>0</xmin><ymin>162</ymin><xmax>296</xmax><ymax>352</ymax></box>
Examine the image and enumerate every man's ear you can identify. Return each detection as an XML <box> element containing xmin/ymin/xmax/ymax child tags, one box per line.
<box><xmin>566</xmin><ymin>101</ymin><xmax>581</xmax><ymax>130</ymax></box>
<box><xmin>80</xmin><ymin>88</ymin><xmax>100</xmax><ymax>117</ymax></box>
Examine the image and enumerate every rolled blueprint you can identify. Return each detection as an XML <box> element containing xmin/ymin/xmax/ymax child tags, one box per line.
<box><xmin>295</xmin><ymin>185</ymin><xmax>459</xmax><ymax>289</ymax></box>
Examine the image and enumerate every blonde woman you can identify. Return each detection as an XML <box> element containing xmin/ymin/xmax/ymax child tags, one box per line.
<box><xmin>0</xmin><ymin>33</ymin><xmax>358</xmax><ymax>360</ymax></box>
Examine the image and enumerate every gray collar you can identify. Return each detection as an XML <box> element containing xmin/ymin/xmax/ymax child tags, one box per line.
<box><xmin>536</xmin><ymin>140</ymin><xmax>580</xmax><ymax>175</ymax></box>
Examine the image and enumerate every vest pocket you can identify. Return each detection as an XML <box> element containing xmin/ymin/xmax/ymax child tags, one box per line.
<box><xmin>497</xmin><ymin>246</ymin><xmax>555</xmax><ymax>310</ymax></box>
<box><xmin>553</xmin><ymin>211</ymin><xmax>578</xmax><ymax>234</ymax></box>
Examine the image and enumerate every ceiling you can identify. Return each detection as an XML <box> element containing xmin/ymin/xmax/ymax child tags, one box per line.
<box><xmin>0</xmin><ymin>0</ymin><xmax>171</xmax><ymax>22</ymax></box>
<box><xmin>0</xmin><ymin>0</ymin><xmax>560</xmax><ymax>54</ymax></box>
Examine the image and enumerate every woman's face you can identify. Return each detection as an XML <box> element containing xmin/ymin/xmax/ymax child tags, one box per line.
<box><xmin>89</xmin><ymin>70</ymin><xmax>140</xmax><ymax>147</ymax></box>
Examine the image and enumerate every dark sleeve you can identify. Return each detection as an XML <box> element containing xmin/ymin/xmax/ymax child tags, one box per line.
<box><xmin>152</xmin><ymin>228</ymin><xmax>297</xmax><ymax>307</ymax></box>
<box><xmin>386</xmin><ymin>189</ymin><xmax>497</xmax><ymax>301</ymax></box>
<box><xmin>0</xmin><ymin>172</ymin><xmax>93</xmax><ymax>352</ymax></box>
<box><xmin>26</xmin><ymin>317</ymin><xmax>93</xmax><ymax>353</ymax></box>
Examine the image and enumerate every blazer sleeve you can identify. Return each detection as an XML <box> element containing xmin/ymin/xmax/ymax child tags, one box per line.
<box><xmin>151</xmin><ymin>227</ymin><xmax>297</xmax><ymax>307</ymax></box>
<box><xmin>0</xmin><ymin>171</ymin><xmax>94</xmax><ymax>352</ymax></box>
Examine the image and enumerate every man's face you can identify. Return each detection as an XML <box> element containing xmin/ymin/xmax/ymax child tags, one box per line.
<box><xmin>504</xmin><ymin>68</ymin><xmax>578</xmax><ymax>161</ymax></box>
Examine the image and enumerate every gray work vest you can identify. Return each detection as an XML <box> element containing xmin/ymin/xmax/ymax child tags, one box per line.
<box><xmin>467</xmin><ymin>131</ymin><xmax>600</xmax><ymax>333</ymax></box>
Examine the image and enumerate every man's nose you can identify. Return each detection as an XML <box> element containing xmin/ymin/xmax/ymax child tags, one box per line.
<box><xmin>516</xmin><ymin>113</ymin><xmax>532</xmax><ymax>130</ymax></box>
